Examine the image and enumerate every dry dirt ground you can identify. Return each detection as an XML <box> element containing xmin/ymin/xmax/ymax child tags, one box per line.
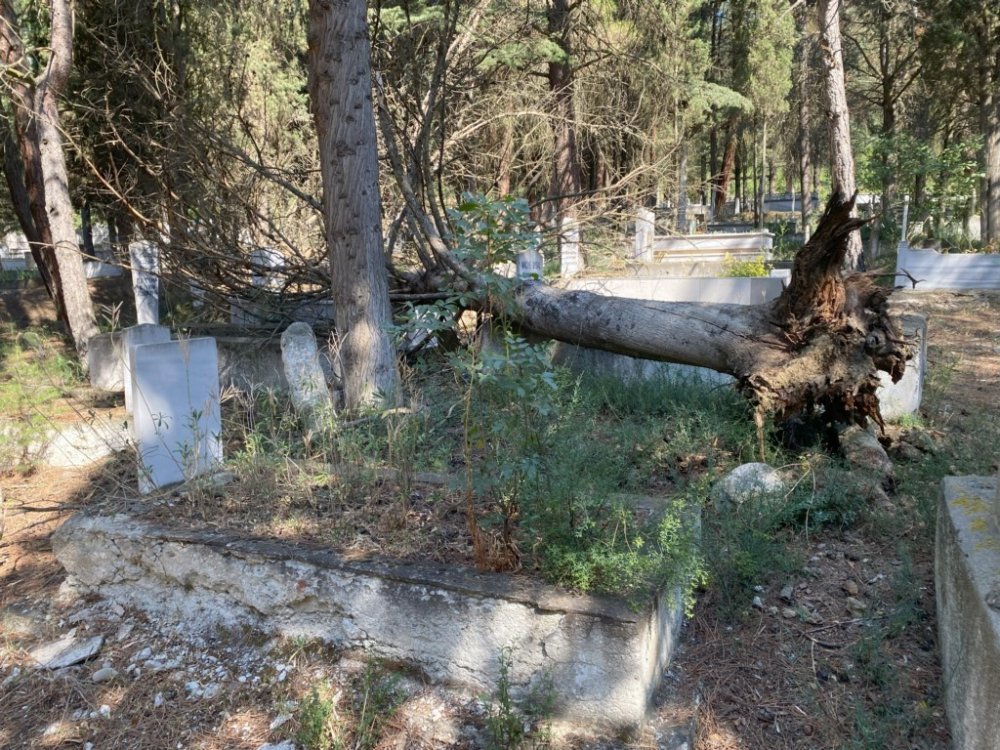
<box><xmin>2</xmin><ymin>289</ymin><xmax>999</xmax><ymax>749</ymax></box>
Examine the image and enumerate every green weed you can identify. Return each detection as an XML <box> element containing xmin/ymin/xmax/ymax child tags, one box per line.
<box><xmin>296</xmin><ymin>684</ymin><xmax>340</xmax><ymax>750</ymax></box>
<box><xmin>483</xmin><ymin>648</ymin><xmax>554</xmax><ymax>750</ymax></box>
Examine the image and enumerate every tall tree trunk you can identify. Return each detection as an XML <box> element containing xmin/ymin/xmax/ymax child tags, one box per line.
<box><xmin>547</xmin><ymin>0</ymin><xmax>583</xmax><ymax>271</ymax></box>
<box><xmin>0</xmin><ymin>0</ymin><xmax>99</xmax><ymax>359</ymax></box>
<box><xmin>984</xmin><ymin>69</ymin><xmax>1000</xmax><ymax>244</ymax></box>
<box><xmin>307</xmin><ymin>0</ymin><xmax>400</xmax><ymax>410</ymax></box>
<box><xmin>817</xmin><ymin>0</ymin><xmax>863</xmax><ymax>268</ymax></box>
<box><xmin>714</xmin><ymin>125</ymin><xmax>738</xmax><ymax>215</ymax></box>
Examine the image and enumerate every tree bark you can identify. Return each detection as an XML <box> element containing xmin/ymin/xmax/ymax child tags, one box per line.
<box><xmin>817</xmin><ymin>0</ymin><xmax>863</xmax><ymax>268</ymax></box>
<box><xmin>0</xmin><ymin>0</ymin><xmax>99</xmax><ymax>358</ymax></box>
<box><xmin>307</xmin><ymin>0</ymin><xmax>401</xmax><ymax>411</ymax></box>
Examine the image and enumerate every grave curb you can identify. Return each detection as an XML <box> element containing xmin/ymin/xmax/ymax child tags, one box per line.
<box><xmin>52</xmin><ymin>511</ymin><xmax>688</xmax><ymax>733</ymax></box>
<box><xmin>936</xmin><ymin>475</ymin><xmax>1000</xmax><ymax>750</ymax></box>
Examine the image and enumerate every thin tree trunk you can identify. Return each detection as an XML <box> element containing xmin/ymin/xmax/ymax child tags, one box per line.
<box><xmin>817</xmin><ymin>0</ymin><xmax>863</xmax><ymax>268</ymax></box>
<box><xmin>307</xmin><ymin>0</ymin><xmax>400</xmax><ymax>410</ymax></box>
<box><xmin>547</xmin><ymin>0</ymin><xmax>583</xmax><ymax>271</ymax></box>
<box><xmin>0</xmin><ymin>0</ymin><xmax>98</xmax><ymax>358</ymax></box>
<box><xmin>714</xmin><ymin>126</ymin><xmax>738</xmax><ymax>215</ymax></box>
<box><xmin>985</xmin><ymin>74</ymin><xmax>1000</xmax><ymax>244</ymax></box>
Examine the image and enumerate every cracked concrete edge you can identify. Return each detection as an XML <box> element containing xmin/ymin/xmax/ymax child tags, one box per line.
<box><xmin>52</xmin><ymin>511</ymin><xmax>688</xmax><ymax>732</ymax></box>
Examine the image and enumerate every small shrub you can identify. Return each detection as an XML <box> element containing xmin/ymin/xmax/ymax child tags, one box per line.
<box><xmin>719</xmin><ymin>253</ymin><xmax>768</xmax><ymax>277</ymax></box>
<box><xmin>484</xmin><ymin>647</ymin><xmax>554</xmax><ymax>750</ymax></box>
<box><xmin>296</xmin><ymin>685</ymin><xmax>339</xmax><ymax>750</ymax></box>
<box><xmin>352</xmin><ymin>660</ymin><xmax>405</xmax><ymax>750</ymax></box>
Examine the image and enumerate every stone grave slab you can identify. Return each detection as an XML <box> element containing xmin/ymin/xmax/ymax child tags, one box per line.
<box><xmin>87</xmin><ymin>331</ymin><xmax>123</xmax><ymax>391</ymax></box>
<box><xmin>122</xmin><ymin>324</ymin><xmax>172</xmax><ymax>414</ymax></box>
<box><xmin>130</xmin><ymin>338</ymin><xmax>222</xmax><ymax>494</ymax></box>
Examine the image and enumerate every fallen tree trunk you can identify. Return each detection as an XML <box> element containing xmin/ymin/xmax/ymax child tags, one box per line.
<box><xmin>502</xmin><ymin>193</ymin><xmax>907</xmax><ymax>432</ymax></box>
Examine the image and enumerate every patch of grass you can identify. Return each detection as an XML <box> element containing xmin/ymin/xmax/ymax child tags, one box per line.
<box><xmin>702</xmin><ymin>487</ymin><xmax>803</xmax><ymax>621</ymax></box>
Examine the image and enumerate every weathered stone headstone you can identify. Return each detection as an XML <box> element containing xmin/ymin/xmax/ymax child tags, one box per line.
<box><xmin>515</xmin><ymin>242</ymin><xmax>544</xmax><ymax>279</ymax></box>
<box><xmin>229</xmin><ymin>297</ymin><xmax>260</xmax><ymax>327</ymax></box>
<box><xmin>634</xmin><ymin>208</ymin><xmax>654</xmax><ymax>262</ymax></box>
<box><xmin>122</xmin><ymin>324</ymin><xmax>172</xmax><ymax>414</ymax></box>
<box><xmin>129</xmin><ymin>241</ymin><xmax>160</xmax><ymax>325</ymax></box>
<box><xmin>131</xmin><ymin>338</ymin><xmax>222</xmax><ymax>494</ymax></box>
<box><xmin>280</xmin><ymin>322</ymin><xmax>335</xmax><ymax>435</ymax></box>
<box><xmin>87</xmin><ymin>331</ymin><xmax>123</xmax><ymax>391</ymax></box>
<box><xmin>559</xmin><ymin>216</ymin><xmax>581</xmax><ymax>278</ymax></box>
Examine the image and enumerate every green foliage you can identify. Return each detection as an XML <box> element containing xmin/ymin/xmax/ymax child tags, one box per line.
<box><xmin>719</xmin><ymin>253</ymin><xmax>768</xmax><ymax>277</ymax></box>
<box><xmin>483</xmin><ymin>648</ymin><xmax>554</xmax><ymax>750</ymax></box>
<box><xmin>0</xmin><ymin>324</ymin><xmax>82</xmax><ymax>474</ymax></box>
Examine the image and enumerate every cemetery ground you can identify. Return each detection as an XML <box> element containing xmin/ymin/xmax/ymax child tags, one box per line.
<box><xmin>2</xmin><ymin>287</ymin><xmax>999</xmax><ymax>749</ymax></box>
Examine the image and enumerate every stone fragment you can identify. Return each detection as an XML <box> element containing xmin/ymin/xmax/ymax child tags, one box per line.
<box><xmin>779</xmin><ymin>585</ymin><xmax>795</xmax><ymax>603</ymax></box>
<box><xmin>91</xmin><ymin>667</ymin><xmax>118</xmax><ymax>683</ymax></box>
<box><xmin>711</xmin><ymin>463</ymin><xmax>786</xmax><ymax>508</ymax></box>
<box><xmin>751</xmin><ymin>596</ymin><xmax>764</xmax><ymax>611</ymax></box>
<box><xmin>839</xmin><ymin>425</ymin><xmax>894</xmax><ymax>480</ymax></box>
<box><xmin>842</xmin><ymin>580</ymin><xmax>860</xmax><ymax>596</ymax></box>
<box><xmin>30</xmin><ymin>634</ymin><xmax>104</xmax><ymax>669</ymax></box>
<box><xmin>781</xmin><ymin>607</ymin><xmax>797</xmax><ymax>619</ymax></box>
<box><xmin>846</xmin><ymin>596</ymin><xmax>868</xmax><ymax>615</ymax></box>
<box><xmin>257</xmin><ymin>742</ymin><xmax>296</xmax><ymax>750</ymax></box>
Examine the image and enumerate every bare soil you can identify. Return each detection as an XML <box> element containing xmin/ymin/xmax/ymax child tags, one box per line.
<box><xmin>2</xmin><ymin>289</ymin><xmax>999</xmax><ymax>749</ymax></box>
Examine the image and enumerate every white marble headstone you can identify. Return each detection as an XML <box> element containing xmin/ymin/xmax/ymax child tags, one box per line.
<box><xmin>122</xmin><ymin>324</ymin><xmax>172</xmax><ymax>413</ymax></box>
<box><xmin>634</xmin><ymin>208</ymin><xmax>655</xmax><ymax>262</ymax></box>
<box><xmin>129</xmin><ymin>241</ymin><xmax>160</xmax><ymax>325</ymax></box>
<box><xmin>131</xmin><ymin>338</ymin><xmax>222</xmax><ymax>494</ymax></box>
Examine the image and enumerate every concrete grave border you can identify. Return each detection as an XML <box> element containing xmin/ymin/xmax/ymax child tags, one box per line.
<box><xmin>936</xmin><ymin>475</ymin><xmax>1000</xmax><ymax>750</ymax></box>
<box><xmin>896</xmin><ymin>244</ymin><xmax>1000</xmax><ymax>291</ymax></box>
<box><xmin>52</xmin><ymin>511</ymin><xmax>686</xmax><ymax>733</ymax></box>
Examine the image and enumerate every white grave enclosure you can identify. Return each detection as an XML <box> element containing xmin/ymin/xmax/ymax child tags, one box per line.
<box><xmin>130</xmin><ymin>338</ymin><xmax>222</xmax><ymax>494</ymax></box>
<box><xmin>122</xmin><ymin>324</ymin><xmax>172</xmax><ymax>414</ymax></box>
<box><xmin>129</xmin><ymin>241</ymin><xmax>161</xmax><ymax>325</ymax></box>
